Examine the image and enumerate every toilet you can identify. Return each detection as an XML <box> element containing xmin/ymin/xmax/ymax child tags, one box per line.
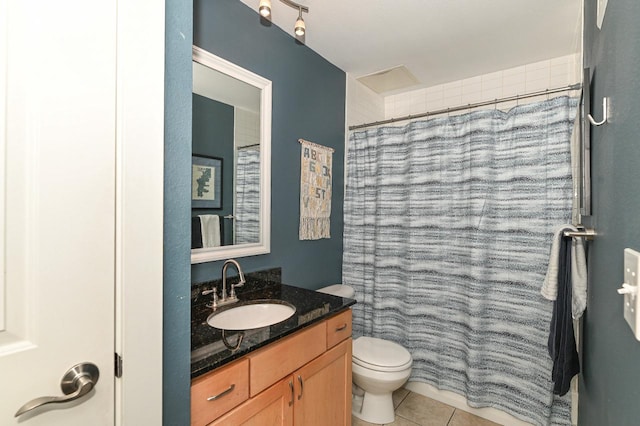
<box><xmin>317</xmin><ymin>284</ymin><xmax>413</xmax><ymax>424</ymax></box>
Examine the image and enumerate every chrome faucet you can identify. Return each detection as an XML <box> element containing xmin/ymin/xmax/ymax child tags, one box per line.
<box><xmin>202</xmin><ymin>259</ymin><xmax>246</xmax><ymax>310</ymax></box>
<box><xmin>221</xmin><ymin>258</ymin><xmax>246</xmax><ymax>303</ymax></box>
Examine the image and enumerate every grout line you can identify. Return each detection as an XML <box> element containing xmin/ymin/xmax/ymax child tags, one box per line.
<box><xmin>395</xmin><ymin>390</ymin><xmax>411</xmax><ymax>409</ymax></box>
<box><xmin>446</xmin><ymin>408</ymin><xmax>456</xmax><ymax>425</ymax></box>
<box><xmin>391</xmin><ymin>391</ymin><xmax>419</xmax><ymax>426</ymax></box>
<box><xmin>392</xmin><ymin>413</ymin><xmax>421</xmax><ymax>426</ymax></box>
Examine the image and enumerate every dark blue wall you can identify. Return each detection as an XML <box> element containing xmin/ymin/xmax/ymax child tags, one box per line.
<box><xmin>164</xmin><ymin>0</ymin><xmax>192</xmax><ymax>425</ymax></box>
<box><xmin>580</xmin><ymin>1</ymin><xmax>640</xmax><ymax>425</ymax></box>
<box><xmin>192</xmin><ymin>0</ymin><xmax>346</xmax><ymax>288</ymax></box>
<box><xmin>192</xmin><ymin>94</ymin><xmax>235</xmax><ymax>220</ymax></box>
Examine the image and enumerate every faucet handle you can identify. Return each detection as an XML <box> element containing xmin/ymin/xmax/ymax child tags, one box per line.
<box><xmin>203</xmin><ymin>287</ymin><xmax>218</xmax><ymax>309</ymax></box>
<box><xmin>229</xmin><ymin>283</ymin><xmax>242</xmax><ymax>300</ymax></box>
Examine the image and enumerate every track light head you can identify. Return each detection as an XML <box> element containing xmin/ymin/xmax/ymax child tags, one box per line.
<box><xmin>259</xmin><ymin>0</ymin><xmax>272</xmax><ymax>19</ymax></box>
<box><xmin>294</xmin><ymin>10</ymin><xmax>305</xmax><ymax>36</ymax></box>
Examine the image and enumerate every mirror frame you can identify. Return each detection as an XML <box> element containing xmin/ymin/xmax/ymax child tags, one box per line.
<box><xmin>191</xmin><ymin>46</ymin><xmax>271</xmax><ymax>263</ymax></box>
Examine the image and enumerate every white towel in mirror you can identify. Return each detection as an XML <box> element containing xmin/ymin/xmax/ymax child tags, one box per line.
<box><xmin>199</xmin><ymin>214</ymin><xmax>221</xmax><ymax>248</ymax></box>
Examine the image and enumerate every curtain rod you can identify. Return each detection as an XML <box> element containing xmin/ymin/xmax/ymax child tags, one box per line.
<box><xmin>349</xmin><ymin>83</ymin><xmax>582</xmax><ymax>131</ymax></box>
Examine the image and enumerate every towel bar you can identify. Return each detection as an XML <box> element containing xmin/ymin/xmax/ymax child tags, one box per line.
<box><xmin>563</xmin><ymin>228</ymin><xmax>596</xmax><ymax>240</ymax></box>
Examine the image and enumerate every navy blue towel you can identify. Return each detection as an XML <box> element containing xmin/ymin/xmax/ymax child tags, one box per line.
<box><xmin>191</xmin><ymin>216</ymin><xmax>203</xmax><ymax>249</ymax></box>
<box><xmin>548</xmin><ymin>235</ymin><xmax>580</xmax><ymax>396</ymax></box>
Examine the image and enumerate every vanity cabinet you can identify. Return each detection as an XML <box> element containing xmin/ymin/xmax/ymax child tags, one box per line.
<box><xmin>291</xmin><ymin>338</ymin><xmax>352</xmax><ymax>426</ymax></box>
<box><xmin>192</xmin><ymin>309</ymin><xmax>352</xmax><ymax>426</ymax></box>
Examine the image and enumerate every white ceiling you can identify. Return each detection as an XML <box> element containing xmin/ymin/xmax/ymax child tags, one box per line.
<box><xmin>239</xmin><ymin>0</ymin><xmax>582</xmax><ymax>93</ymax></box>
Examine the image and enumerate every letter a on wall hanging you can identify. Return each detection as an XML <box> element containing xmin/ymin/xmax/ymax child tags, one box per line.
<box><xmin>299</xmin><ymin>138</ymin><xmax>333</xmax><ymax>240</ymax></box>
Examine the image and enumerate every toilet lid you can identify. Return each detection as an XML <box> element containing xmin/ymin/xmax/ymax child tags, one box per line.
<box><xmin>352</xmin><ymin>337</ymin><xmax>412</xmax><ymax>372</ymax></box>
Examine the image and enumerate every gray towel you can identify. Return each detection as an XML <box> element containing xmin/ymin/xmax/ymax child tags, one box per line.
<box><xmin>541</xmin><ymin>225</ymin><xmax>587</xmax><ymax>319</ymax></box>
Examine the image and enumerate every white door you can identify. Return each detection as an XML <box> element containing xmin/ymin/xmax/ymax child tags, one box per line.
<box><xmin>0</xmin><ymin>0</ymin><xmax>117</xmax><ymax>424</ymax></box>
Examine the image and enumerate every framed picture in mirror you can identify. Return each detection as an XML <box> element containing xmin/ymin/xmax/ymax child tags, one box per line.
<box><xmin>192</xmin><ymin>154</ymin><xmax>222</xmax><ymax>209</ymax></box>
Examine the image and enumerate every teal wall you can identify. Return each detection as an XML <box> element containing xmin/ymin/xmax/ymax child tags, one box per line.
<box><xmin>191</xmin><ymin>0</ymin><xmax>346</xmax><ymax>288</ymax></box>
<box><xmin>164</xmin><ymin>0</ymin><xmax>192</xmax><ymax>424</ymax></box>
<box><xmin>192</xmin><ymin>94</ymin><xmax>234</xmax><ymax>220</ymax></box>
<box><xmin>580</xmin><ymin>1</ymin><xmax>640</xmax><ymax>425</ymax></box>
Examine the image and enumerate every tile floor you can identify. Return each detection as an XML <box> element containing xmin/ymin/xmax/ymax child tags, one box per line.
<box><xmin>352</xmin><ymin>388</ymin><xmax>501</xmax><ymax>426</ymax></box>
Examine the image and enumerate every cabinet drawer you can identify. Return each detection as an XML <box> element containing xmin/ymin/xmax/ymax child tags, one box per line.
<box><xmin>191</xmin><ymin>358</ymin><xmax>249</xmax><ymax>426</ymax></box>
<box><xmin>249</xmin><ymin>322</ymin><xmax>326</xmax><ymax>397</ymax></box>
<box><xmin>326</xmin><ymin>309</ymin><xmax>352</xmax><ymax>349</ymax></box>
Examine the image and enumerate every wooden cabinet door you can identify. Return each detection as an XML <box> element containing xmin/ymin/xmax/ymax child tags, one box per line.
<box><xmin>210</xmin><ymin>377</ymin><xmax>293</xmax><ymax>426</ymax></box>
<box><xmin>293</xmin><ymin>338</ymin><xmax>352</xmax><ymax>426</ymax></box>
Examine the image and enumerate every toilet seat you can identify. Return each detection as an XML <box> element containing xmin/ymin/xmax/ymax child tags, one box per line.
<box><xmin>353</xmin><ymin>337</ymin><xmax>413</xmax><ymax>373</ymax></box>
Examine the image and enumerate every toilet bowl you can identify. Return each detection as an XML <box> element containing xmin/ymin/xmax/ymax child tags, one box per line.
<box><xmin>352</xmin><ymin>336</ymin><xmax>413</xmax><ymax>424</ymax></box>
<box><xmin>316</xmin><ymin>284</ymin><xmax>413</xmax><ymax>424</ymax></box>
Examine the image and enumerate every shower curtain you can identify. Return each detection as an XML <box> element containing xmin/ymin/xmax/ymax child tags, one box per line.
<box><xmin>343</xmin><ymin>96</ymin><xmax>578</xmax><ymax>425</ymax></box>
<box><xmin>235</xmin><ymin>146</ymin><xmax>260</xmax><ymax>244</ymax></box>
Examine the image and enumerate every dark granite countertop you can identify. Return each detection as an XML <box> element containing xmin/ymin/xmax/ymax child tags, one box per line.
<box><xmin>191</xmin><ymin>279</ymin><xmax>356</xmax><ymax>379</ymax></box>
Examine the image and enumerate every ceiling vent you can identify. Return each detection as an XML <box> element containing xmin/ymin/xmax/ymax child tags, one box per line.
<box><xmin>356</xmin><ymin>65</ymin><xmax>420</xmax><ymax>94</ymax></box>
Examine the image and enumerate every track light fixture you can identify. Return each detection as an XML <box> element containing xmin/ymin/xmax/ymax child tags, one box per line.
<box><xmin>258</xmin><ymin>0</ymin><xmax>309</xmax><ymax>43</ymax></box>
<box><xmin>258</xmin><ymin>0</ymin><xmax>271</xmax><ymax>18</ymax></box>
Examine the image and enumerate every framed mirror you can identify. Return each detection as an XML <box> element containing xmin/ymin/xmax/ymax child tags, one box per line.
<box><xmin>191</xmin><ymin>46</ymin><xmax>271</xmax><ymax>263</ymax></box>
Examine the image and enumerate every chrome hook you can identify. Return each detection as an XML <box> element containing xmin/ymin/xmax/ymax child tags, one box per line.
<box><xmin>588</xmin><ymin>97</ymin><xmax>609</xmax><ymax>126</ymax></box>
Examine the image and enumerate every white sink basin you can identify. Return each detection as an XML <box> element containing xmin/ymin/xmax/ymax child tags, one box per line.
<box><xmin>207</xmin><ymin>300</ymin><xmax>296</xmax><ymax>330</ymax></box>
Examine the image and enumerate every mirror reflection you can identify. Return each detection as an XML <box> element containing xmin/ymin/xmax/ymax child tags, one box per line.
<box><xmin>191</xmin><ymin>61</ymin><xmax>262</xmax><ymax>249</ymax></box>
<box><xmin>191</xmin><ymin>46</ymin><xmax>271</xmax><ymax>264</ymax></box>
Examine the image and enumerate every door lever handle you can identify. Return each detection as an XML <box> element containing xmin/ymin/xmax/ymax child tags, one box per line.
<box><xmin>15</xmin><ymin>362</ymin><xmax>100</xmax><ymax>417</ymax></box>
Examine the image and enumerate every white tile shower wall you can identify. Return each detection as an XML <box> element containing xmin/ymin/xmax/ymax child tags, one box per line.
<box><xmin>383</xmin><ymin>53</ymin><xmax>581</xmax><ymax>120</ymax></box>
<box><xmin>235</xmin><ymin>108</ymin><xmax>260</xmax><ymax>148</ymax></box>
<box><xmin>347</xmin><ymin>74</ymin><xmax>385</xmax><ymax>127</ymax></box>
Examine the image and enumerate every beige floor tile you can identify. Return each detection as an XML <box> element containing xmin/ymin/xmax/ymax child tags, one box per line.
<box><xmin>393</xmin><ymin>387</ymin><xmax>411</xmax><ymax>409</ymax></box>
<box><xmin>448</xmin><ymin>409</ymin><xmax>501</xmax><ymax>426</ymax></box>
<box><xmin>387</xmin><ymin>415</ymin><xmax>421</xmax><ymax>426</ymax></box>
<box><xmin>352</xmin><ymin>413</ymin><xmax>421</xmax><ymax>426</ymax></box>
<box><xmin>352</xmin><ymin>415</ymin><xmax>381</xmax><ymax>426</ymax></box>
<box><xmin>395</xmin><ymin>392</ymin><xmax>455</xmax><ymax>426</ymax></box>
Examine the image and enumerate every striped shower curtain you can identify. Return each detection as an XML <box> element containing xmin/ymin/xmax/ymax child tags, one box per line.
<box><xmin>343</xmin><ymin>96</ymin><xmax>578</xmax><ymax>425</ymax></box>
<box><xmin>235</xmin><ymin>146</ymin><xmax>261</xmax><ymax>244</ymax></box>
